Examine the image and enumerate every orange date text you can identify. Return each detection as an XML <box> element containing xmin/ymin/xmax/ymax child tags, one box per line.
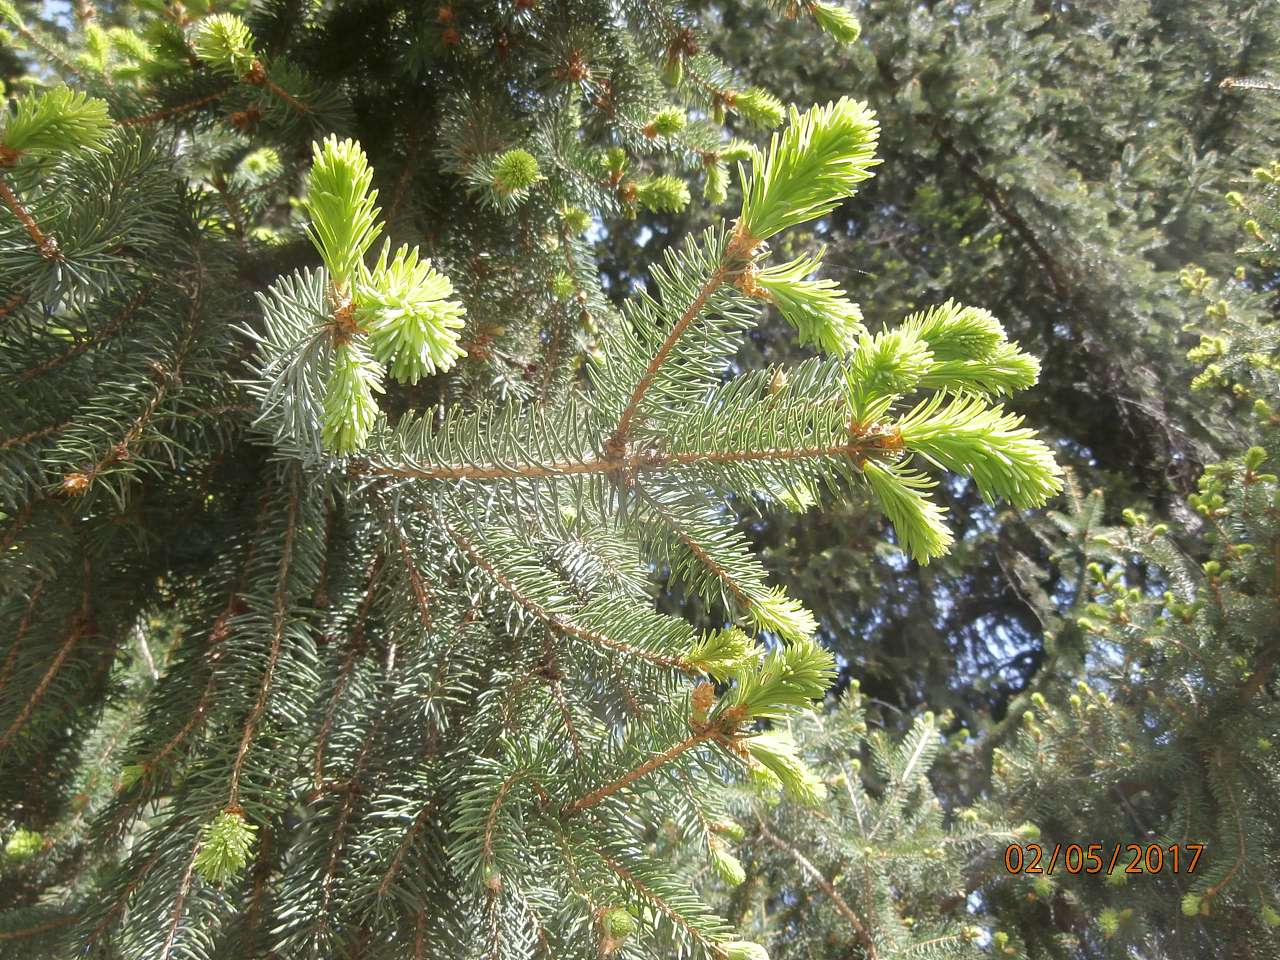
<box><xmin>1003</xmin><ymin>842</ymin><xmax>1204</xmax><ymax>876</ymax></box>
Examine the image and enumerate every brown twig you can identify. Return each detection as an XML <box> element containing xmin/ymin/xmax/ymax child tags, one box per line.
<box><xmin>756</xmin><ymin>818</ymin><xmax>878</xmax><ymax>959</ymax></box>
<box><xmin>563</xmin><ymin>724</ymin><xmax>724</xmax><ymax>814</ymax></box>
<box><xmin>0</xmin><ymin>172</ymin><xmax>60</xmax><ymax>259</ymax></box>
<box><xmin>118</xmin><ymin>88</ymin><xmax>232</xmax><ymax>127</ymax></box>
<box><xmin>227</xmin><ymin>471</ymin><xmax>300</xmax><ymax>807</ymax></box>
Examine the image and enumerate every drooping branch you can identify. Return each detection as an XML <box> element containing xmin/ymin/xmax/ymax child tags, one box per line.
<box><xmin>227</xmin><ymin>471</ymin><xmax>300</xmax><ymax>808</ymax></box>
<box><xmin>563</xmin><ymin>721</ymin><xmax>728</xmax><ymax>814</ymax></box>
<box><xmin>756</xmin><ymin>819</ymin><xmax>878</xmax><ymax>959</ymax></box>
<box><xmin>366</xmin><ymin>436</ymin><xmax>886</xmax><ymax>484</ymax></box>
<box><xmin>444</xmin><ymin>520</ymin><xmax>696</xmax><ymax>673</ymax></box>
<box><xmin>0</xmin><ymin>561</ymin><xmax>93</xmax><ymax>752</ymax></box>
<box><xmin>0</xmin><ymin>172</ymin><xmax>60</xmax><ymax>259</ymax></box>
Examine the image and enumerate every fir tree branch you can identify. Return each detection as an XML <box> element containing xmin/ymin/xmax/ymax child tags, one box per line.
<box><xmin>14</xmin><ymin>284</ymin><xmax>154</xmax><ymax>384</ymax></box>
<box><xmin>391</xmin><ymin>520</ymin><xmax>434</xmax><ymax>628</ymax></box>
<box><xmin>0</xmin><ymin>561</ymin><xmax>92</xmax><ymax>752</ymax></box>
<box><xmin>227</xmin><ymin>469</ymin><xmax>300</xmax><ymax>809</ymax></box>
<box><xmin>157</xmin><ymin>838</ymin><xmax>201</xmax><ymax>960</ymax></box>
<box><xmin>444</xmin><ymin>519</ymin><xmax>696</xmax><ymax>673</ymax></box>
<box><xmin>314</xmin><ymin>716</ymin><xmax>385</xmax><ymax>939</ymax></box>
<box><xmin>0</xmin><ymin>915</ymin><xmax>77</xmax><ymax>941</ymax></box>
<box><xmin>367</xmin><ymin>436</ymin><xmax>888</xmax><ymax>483</ymax></box>
<box><xmin>0</xmin><ymin>172</ymin><xmax>60</xmax><ymax>259</ymax></box>
<box><xmin>563</xmin><ymin>721</ymin><xmax>728</xmax><ymax>814</ymax></box>
<box><xmin>640</xmin><ymin>491</ymin><xmax>753</xmax><ymax>609</ymax></box>
<box><xmin>0</xmin><ymin>575</ymin><xmax>45</xmax><ymax>697</ymax></box>
<box><xmin>117</xmin><ymin>88</ymin><xmax>233</xmax><ymax>127</ymax></box>
<box><xmin>1</xmin><ymin>420</ymin><xmax>68</xmax><ymax>451</ymax></box>
<box><xmin>755</xmin><ymin>819</ymin><xmax>878</xmax><ymax>959</ymax></box>
<box><xmin>598</xmin><ymin>853</ymin><xmax>721</xmax><ymax>952</ymax></box>
<box><xmin>0</xmin><ymin>291</ymin><xmax>28</xmax><ymax>317</ymax></box>
<box><xmin>313</xmin><ymin>555</ymin><xmax>383</xmax><ymax>786</ymax></box>
<box><xmin>87</xmin><ymin>848</ymin><xmax>164</xmax><ymax>946</ymax></box>
<box><xmin>244</xmin><ymin>60</ymin><xmax>311</xmax><ymax>114</ymax></box>
<box><xmin>610</xmin><ymin>252</ymin><xmax>741</xmax><ymax>444</ymax></box>
<box><xmin>485</xmin><ymin>771</ymin><xmax>533</xmax><ymax>868</ymax></box>
<box><xmin>377</xmin><ymin>802</ymin><xmax>438</xmax><ymax>899</ymax></box>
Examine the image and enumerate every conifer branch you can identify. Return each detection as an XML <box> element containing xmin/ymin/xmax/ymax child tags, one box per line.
<box><xmin>0</xmin><ymin>421</ymin><xmax>67</xmax><ymax>451</ymax></box>
<box><xmin>756</xmin><ymin>819</ymin><xmax>878</xmax><ymax>959</ymax></box>
<box><xmin>367</xmin><ymin>436</ymin><xmax>888</xmax><ymax>483</ymax></box>
<box><xmin>15</xmin><ymin>286</ymin><xmax>153</xmax><ymax>384</ymax></box>
<box><xmin>0</xmin><ymin>291</ymin><xmax>27</xmax><ymax>316</ymax></box>
<box><xmin>0</xmin><ymin>576</ymin><xmax>45</xmax><ymax>697</ymax></box>
<box><xmin>392</xmin><ymin>524</ymin><xmax>435</xmax><ymax>628</ymax></box>
<box><xmin>157</xmin><ymin>839</ymin><xmax>202</xmax><ymax>960</ymax></box>
<box><xmin>0</xmin><ymin>562</ymin><xmax>92</xmax><ymax>751</ymax></box>
<box><xmin>227</xmin><ymin>470</ymin><xmax>299</xmax><ymax>808</ymax></box>
<box><xmin>314</xmin><ymin>718</ymin><xmax>384</xmax><ymax>937</ymax></box>
<box><xmin>444</xmin><ymin>520</ymin><xmax>696</xmax><ymax>673</ymax></box>
<box><xmin>0</xmin><ymin>172</ymin><xmax>60</xmax><ymax>259</ymax></box>
<box><xmin>485</xmin><ymin>771</ymin><xmax>532</xmax><ymax>867</ymax></box>
<box><xmin>313</xmin><ymin>556</ymin><xmax>383</xmax><ymax>786</ymax></box>
<box><xmin>244</xmin><ymin>60</ymin><xmax>311</xmax><ymax>114</ymax></box>
<box><xmin>117</xmin><ymin>88</ymin><xmax>233</xmax><ymax>127</ymax></box>
<box><xmin>610</xmin><ymin>256</ymin><xmax>738</xmax><ymax>444</ymax></box>
<box><xmin>599</xmin><ymin>854</ymin><xmax>720</xmax><ymax>951</ymax></box>
<box><xmin>641</xmin><ymin>491</ymin><xmax>753</xmax><ymax>608</ymax></box>
<box><xmin>377</xmin><ymin>802</ymin><xmax>438</xmax><ymax>898</ymax></box>
<box><xmin>563</xmin><ymin>722</ymin><xmax>728</xmax><ymax>813</ymax></box>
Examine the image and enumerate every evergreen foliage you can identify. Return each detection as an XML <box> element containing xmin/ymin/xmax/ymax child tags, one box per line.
<box><xmin>0</xmin><ymin>3</ymin><xmax>1063</xmax><ymax>959</ymax></box>
<box><xmin>980</xmin><ymin>151</ymin><xmax>1280</xmax><ymax>959</ymax></box>
<box><xmin>616</xmin><ymin>0</ymin><xmax>1280</xmax><ymax>722</ymax></box>
<box><xmin>2</xmin><ymin>2</ymin><xmax>1276</xmax><ymax>958</ymax></box>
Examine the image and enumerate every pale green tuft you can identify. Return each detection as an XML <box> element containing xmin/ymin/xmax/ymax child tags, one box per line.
<box><xmin>722</xmin><ymin>637</ymin><xmax>834</xmax><ymax>720</ymax></box>
<box><xmin>896</xmin><ymin>393</ymin><xmax>1063</xmax><ymax>508</ymax></box>
<box><xmin>740</xmin><ymin>98</ymin><xmax>879</xmax><ymax>241</ymax></box>
<box><xmin>704</xmin><ymin>161</ymin><xmax>729</xmax><ymax>206</ymax></box>
<box><xmin>635</xmin><ymin>174</ymin><xmax>691</xmax><ymax>213</ymax></box>
<box><xmin>746</xmin><ymin>731</ymin><xmax>826</xmax><ymax>806</ymax></box>
<box><xmin>733</xmin><ymin>87</ymin><xmax>784</xmax><ymax>129</ymax></box>
<box><xmin>602</xmin><ymin>906</ymin><xmax>636</xmax><ymax>938</ymax></box>
<box><xmin>687</xmin><ymin>626</ymin><xmax>758</xmax><ymax>680</ymax></box>
<box><xmin>721</xmin><ymin>942</ymin><xmax>770</xmax><ymax>960</ymax></box>
<box><xmin>648</xmin><ymin>106</ymin><xmax>687</xmax><ymax>136</ymax></box>
<box><xmin>191</xmin><ymin>13</ymin><xmax>257</xmax><ymax>77</ymax></box>
<box><xmin>491</xmin><ymin>148</ymin><xmax>542</xmax><ymax>200</ymax></box>
<box><xmin>322</xmin><ymin>339</ymin><xmax>385</xmax><ymax>454</ymax></box>
<box><xmin>194</xmin><ymin>810</ymin><xmax>257</xmax><ymax>884</ymax></box>
<box><xmin>1</xmin><ymin>87</ymin><xmax>112</xmax><ymax>158</ymax></box>
<box><xmin>303</xmin><ymin>136</ymin><xmax>383</xmax><ymax>289</ymax></box>
<box><xmin>709</xmin><ymin>838</ymin><xmax>746</xmax><ymax>886</ymax></box>
<box><xmin>862</xmin><ymin>460</ymin><xmax>954</xmax><ymax>564</ymax></box>
<box><xmin>810</xmin><ymin>2</ymin><xmax>862</xmax><ymax>45</ymax></box>
<box><xmin>358</xmin><ymin>241</ymin><xmax>467</xmax><ymax>384</ymax></box>
<box><xmin>755</xmin><ymin>252</ymin><xmax>866</xmax><ymax>355</ymax></box>
<box><xmin>4</xmin><ymin>828</ymin><xmax>43</xmax><ymax>862</ymax></box>
<box><xmin>746</xmin><ymin>585</ymin><xmax>818</xmax><ymax>643</ymax></box>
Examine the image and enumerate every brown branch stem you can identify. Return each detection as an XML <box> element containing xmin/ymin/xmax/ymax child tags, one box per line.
<box><xmin>0</xmin><ymin>171</ymin><xmax>59</xmax><ymax>259</ymax></box>
<box><xmin>445</xmin><ymin>520</ymin><xmax>695</xmax><ymax>673</ymax></box>
<box><xmin>563</xmin><ymin>724</ymin><xmax>724</xmax><ymax>814</ymax></box>
<box><xmin>228</xmin><ymin>473</ymin><xmax>299</xmax><ymax>807</ymax></box>
<box><xmin>756</xmin><ymin>819</ymin><xmax>878</xmax><ymax>959</ymax></box>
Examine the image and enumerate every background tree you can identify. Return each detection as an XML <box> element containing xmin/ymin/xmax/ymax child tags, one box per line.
<box><xmin>0</xmin><ymin>3</ymin><xmax>1066</xmax><ymax>960</ymax></box>
<box><xmin>601</xmin><ymin>0</ymin><xmax>1280</xmax><ymax>723</ymax></box>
